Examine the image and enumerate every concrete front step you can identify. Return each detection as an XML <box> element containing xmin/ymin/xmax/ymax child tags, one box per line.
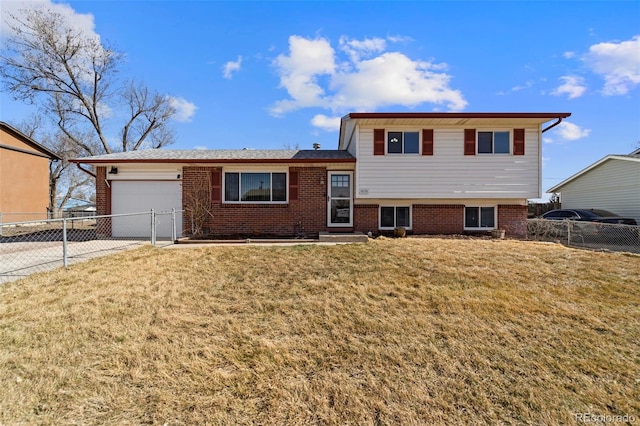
<box><xmin>318</xmin><ymin>231</ymin><xmax>369</xmax><ymax>243</ymax></box>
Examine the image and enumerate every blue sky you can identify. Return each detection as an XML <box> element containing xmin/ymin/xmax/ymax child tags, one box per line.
<box><xmin>1</xmin><ymin>1</ymin><xmax>639</xmax><ymax>200</ymax></box>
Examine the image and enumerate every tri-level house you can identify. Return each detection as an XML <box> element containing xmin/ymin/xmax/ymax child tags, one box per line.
<box><xmin>73</xmin><ymin>112</ymin><xmax>570</xmax><ymax>239</ymax></box>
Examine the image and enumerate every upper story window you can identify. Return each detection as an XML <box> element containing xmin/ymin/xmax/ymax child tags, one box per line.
<box><xmin>374</xmin><ymin>128</ymin><xmax>433</xmax><ymax>156</ymax></box>
<box><xmin>388</xmin><ymin>131</ymin><xmax>420</xmax><ymax>154</ymax></box>
<box><xmin>224</xmin><ymin>172</ymin><xmax>287</xmax><ymax>203</ymax></box>
<box><xmin>478</xmin><ymin>131</ymin><xmax>510</xmax><ymax>154</ymax></box>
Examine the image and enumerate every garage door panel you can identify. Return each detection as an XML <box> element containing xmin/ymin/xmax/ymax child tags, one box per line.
<box><xmin>111</xmin><ymin>181</ymin><xmax>182</xmax><ymax>238</ymax></box>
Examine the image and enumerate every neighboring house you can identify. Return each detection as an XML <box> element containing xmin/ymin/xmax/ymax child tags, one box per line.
<box><xmin>63</xmin><ymin>202</ymin><xmax>96</xmax><ymax>218</ymax></box>
<box><xmin>0</xmin><ymin>121</ymin><xmax>61</xmax><ymax>222</ymax></box>
<box><xmin>72</xmin><ymin>112</ymin><xmax>570</xmax><ymax>238</ymax></box>
<box><xmin>548</xmin><ymin>148</ymin><xmax>640</xmax><ymax>224</ymax></box>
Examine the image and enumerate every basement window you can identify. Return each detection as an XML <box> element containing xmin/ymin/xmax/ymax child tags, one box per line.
<box><xmin>464</xmin><ymin>206</ymin><xmax>496</xmax><ymax>230</ymax></box>
<box><xmin>380</xmin><ymin>206</ymin><xmax>411</xmax><ymax>229</ymax></box>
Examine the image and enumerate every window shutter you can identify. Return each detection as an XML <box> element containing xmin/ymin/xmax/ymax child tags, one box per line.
<box><xmin>374</xmin><ymin>129</ymin><xmax>385</xmax><ymax>155</ymax></box>
<box><xmin>464</xmin><ymin>129</ymin><xmax>476</xmax><ymax>155</ymax></box>
<box><xmin>422</xmin><ymin>129</ymin><xmax>434</xmax><ymax>155</ymax></box>
<box><xmin>514</xmin><ymin>128</ymin><xmax>525</xmax><ymax>155</ymax></box>
<box><xmin>211</xmin><ymin>169</ymin><xmax>221</xmax><ymax>203</ymax></box>
<box><xmin>289</xmin><ymin>170</ymin><xmax>299</xmax><ymax>201</ymax></box>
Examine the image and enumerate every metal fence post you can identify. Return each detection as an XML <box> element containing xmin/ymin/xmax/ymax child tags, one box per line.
<box><xmin>567</xmin><ymin>221</ymin><xmax>571</xmax><ymax>246</ymax></box>
<box><xmin>150</xmin><ymin>209</ymin><xmax>156</xmax><ymax>245</ymax></box>
<box><xmin>62</xmin><ymin>218</ymin><xmax>68</xmax><ymax>267</ymax></box>
<box><xmin>171</xmin><ymin>208</ymin><xmax>177</xmax><ymax>242</ymax></box>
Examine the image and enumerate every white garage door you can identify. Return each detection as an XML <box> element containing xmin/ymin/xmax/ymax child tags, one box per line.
<box><xmin>111</xmin><ymin>181</ymin><xmax>182</xmax><ymax>238</ymax></box>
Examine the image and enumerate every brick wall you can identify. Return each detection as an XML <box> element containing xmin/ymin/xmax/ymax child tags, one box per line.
<box><xmin>497</xmin><ymin>204</ymin><xmax>528</xmax><ymax>238</ymax></box>
<box><xmin>355</xmin><ymin>203</ymin><xmax>527</xmax><ymax>238</ymax></box>
<box><xmin>94</xmin><ymin>166</ymin><xmax>112</xmax><ymax>237</ymax></box>
<box><xmin>182</xmin><ymin>166</ymin><xmax>329</xmax><ymax>237</ymax></box>
<box><xmin>95</xmin><ymin>166</ymin><xmax>108</xmax><ymax>215</ymax></box>
<box><xmin>355</xmin><ymin>204</ymin><xmax>465</xmax><ymax>235</ymax></box>
<box><xmin>413</xmin><ymin>204</ymin><xmax>465</xmax><ymax>234</ymax></box>
<box><xmin>354</xmin><ymin>204</ymin><xmax>378</xmax><ymax>234</ymax></box>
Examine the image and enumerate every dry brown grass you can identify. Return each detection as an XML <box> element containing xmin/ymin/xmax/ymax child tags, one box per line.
<box><xmin>0</xmin><ymin>238</ymin><xmax>639</xmax><ymax>425</ymax></box>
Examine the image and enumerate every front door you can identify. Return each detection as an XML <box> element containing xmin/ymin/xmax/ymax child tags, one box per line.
<box><xmin>327</xmin><ymin>172</ymin><xmax>353</xmax><ymax>227</ymax></box>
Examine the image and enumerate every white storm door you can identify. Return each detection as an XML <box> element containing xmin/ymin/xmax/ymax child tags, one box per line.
<box><xmin>327</xmin><ymin>172</ymin><xmax>353</xmax><ymax>227</ymax></box>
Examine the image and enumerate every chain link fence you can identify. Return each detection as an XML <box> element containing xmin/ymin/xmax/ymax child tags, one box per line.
<box><xmin>1</xmin><ymin>210</ymin><xmax>181</xmax><ymax>283</ymax></box>
<box><xmin>527</xmin><ymin>219</ymin><xmax>640</xmax><ymax>254</ymax></box>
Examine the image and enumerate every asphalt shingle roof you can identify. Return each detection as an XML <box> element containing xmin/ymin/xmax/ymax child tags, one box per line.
<box><xmin>75</xmin><ymin>149</ymin><xmax>354</xmax><ymax>163</ymax></box>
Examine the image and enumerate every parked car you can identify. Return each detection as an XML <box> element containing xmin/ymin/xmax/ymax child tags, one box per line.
<box><xmin>540</xmin><ymin>209</ymin><xmax>637</xmax><ymax>225</ymax></box>
<box><xmin>540</xmin><ymin>209</ymin><xmax>639</xmax><ymax>245</ymax></box>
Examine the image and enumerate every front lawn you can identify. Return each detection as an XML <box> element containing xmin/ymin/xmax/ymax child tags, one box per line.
<box><xmin>1</xmin><ymin>238</ymin><xmax>638</xmax><ymax>424</ymax></box>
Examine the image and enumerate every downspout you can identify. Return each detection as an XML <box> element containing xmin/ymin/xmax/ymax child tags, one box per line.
<box><xmin>75</xmin><ymin>162</ymin><xmax>96</xmax><ymax>178</ymax></box>
<box><xmin>542</xmin><ymin>116</ymin><xmax>564</xmax><ymax>133</ymax></box>
<box><xmin>539</xmin><ymin>115</ymin><xmax>566</xmax><ymax>200</ymax></box>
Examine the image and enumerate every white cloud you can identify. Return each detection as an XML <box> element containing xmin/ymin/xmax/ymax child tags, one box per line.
<box><xmin>511</xmin><ymin>80</ymin><xmax>534</xmax><ymax>92</ymax></box>
<box><xmin>552</xmin><ymin>75</ymin><xmax>587</xmax><ymax>99</ymax></box>
<box><xmin>167</xmin><ymin>96</ymin><xmax>197</xmax><ymax>122</ymax></box>
<box><xmin>583</xmin><ymin>35</ymin><xmax>640</xmax><ymax>95</ymax></box>
<box><xmin>331</xmin><ymin>52</ymin><xmax>467</xmax><ymax>111</ymax></box>
<box><xmin>270</xmin><ymin>35</ymin><xmax>467</xmax><ymax>116</ymax></box>
<box><xmin>222</xmin><ymin>56</ymin><xmax>242</xmax><ymax>79</ymax></box>
<box><xmin>270</xmin><ymin>35</ymin><xmax>336</xmax><ymax>116</ymax></box>
<box><xmin>310</xmin><ymin>114</ymin><xmax>341</xmax><ymax>132</ymax></box>
<box><xmin>339</xmin><ymin>36</ymin><xmax>386</xmax><ymax>62</ymax></box>
<box><xmin>554</xmin><ymin>121</ymin><xmax>591</xmax><ymax>141</ymax></box>
<box><xmin>194</xmin><ymin>145</ymin><xmax>208</xmax><ymax>150</ymax></box>
<box><xmin>542</xmin><ymin>137</ymin><xmax>553</xmax><ymax>144</ymax></box>
<box><xmin>1</xmin><ymin>0</ymin><xmax>98</xmax><ymax>41</ymax></box>
<box><xmin>387</xmin><ymin>35</ymin><xmax>414</xmax><ymax>44</ymax></box>
<box><xmin>563</xmin><ymin>51</ymin><xmax>576</xmax><ymax>59</ymax></box>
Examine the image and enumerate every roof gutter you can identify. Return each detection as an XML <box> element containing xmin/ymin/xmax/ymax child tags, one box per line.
<box><xmin>69</xmin><ymin>158</ymin><xmax>356</xmax><ymax>165</ymax></box>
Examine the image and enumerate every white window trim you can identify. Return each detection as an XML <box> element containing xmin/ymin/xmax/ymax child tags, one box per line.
<box><xmin>464</xmin><ymin>205</ymin><xmax>497</xmax><ymax>230</ymax></box>
<box><xmin>379</xmin><ymin>205</ymin><xmax>412</xmax><ymax>230</ymax></box>
<box><xmin>477</xmin><ymin>129</ymin><xmax>512</xmax><ymax>155</ymax></box>
<box><xmin>222</xmin><ymin>171</ymin><xmax>289</xmax><ymax>204</ymax></box>
<box><xmin>386</xmin><ymin>130</ymin><xmax>421</xmax><ymax>155</ymax></box>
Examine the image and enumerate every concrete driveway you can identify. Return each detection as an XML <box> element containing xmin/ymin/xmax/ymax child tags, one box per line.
<box><xmin>0</xmin><ymin>239</ymin><xmax>170</xmax><ymax>284</ymax></box>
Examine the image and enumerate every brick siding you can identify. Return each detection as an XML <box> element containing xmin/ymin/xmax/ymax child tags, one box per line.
<box><xmin>497</xmin><ymin>204</ymin><xmax>528</xmax><ymax>238</ymax></box>
<box><xmin>182</xmin><ymin>166</ymin><xmax>329</xmax><ymax>237</ymax></box>
<box><xmin>353</xmin><ymin>204</ymin><xmax>378</xmax><ymax>234</ymax></box>
<box><xmin>356</xmin><ymin>203</ymin><xmax>526</xmax><ymax>238</ymax></box>
<box><xmin>94</xmin><ymin>166</ymin><xmax>112</xmax><ymax>237</ymax></box>
<box><xmin>413</xmin><ymin>204</ymin><xmax>465</xmax><ymax>234</ymax></box>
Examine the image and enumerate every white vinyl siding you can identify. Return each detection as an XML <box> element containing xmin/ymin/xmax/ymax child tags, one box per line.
<box><xmin>557</xmin><ymin>159</ymin><xmax>640</xmax><ymax>223</ymax></box>
<box><xmin>355</xmin><ymin>127</ymin><xmax>540</xmax><ymax>199</ymax></box>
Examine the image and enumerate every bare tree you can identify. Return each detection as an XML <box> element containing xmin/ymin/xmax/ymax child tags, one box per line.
<box><xmin>15</xmin><ymin>116</ymin><xmax>92</xmax><ymax>215</ymax></box>
<box><xmin>1</xmin><ymin>6</ymin><xmax>176</xmax><ymax>156</ymax></box>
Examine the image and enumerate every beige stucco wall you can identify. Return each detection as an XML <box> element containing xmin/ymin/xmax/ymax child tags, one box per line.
<box><xmin>0</xmin><ymin>129</ymin><xmax>51</xmax><ymax>221</ymax></box>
